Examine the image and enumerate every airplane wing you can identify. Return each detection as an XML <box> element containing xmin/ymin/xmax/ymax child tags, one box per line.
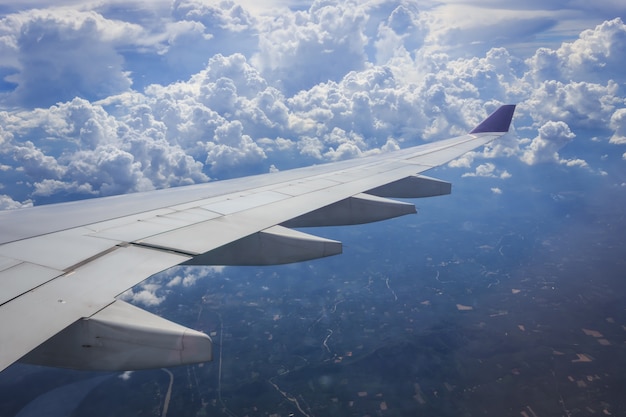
<box><xmin>0</xmin><ymin>105</ymin><xmax>516</xmax><ymax>372</ymax></box>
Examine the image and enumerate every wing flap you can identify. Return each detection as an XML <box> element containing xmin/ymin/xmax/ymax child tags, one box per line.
<box><xmin>183</xmin><ymin>225</ymin><xmax>342</xmax><ymax>266</ymax></box>
<box><xmin>281</xmin><ymin>193</ymin><xmax>416</xmax><ymax>228</ymax></box>
<box><xmin>90</xmin><ymin>208</ymin><xmax>222</xmax><ymax>242</ymax></box>
<box><xmin>0</xmin><ymin>228</ymin><xmax>121</xmax><ymax>272</ymax></box>
<box><xmin>202</xmin><ymin>190</ymin><xmax>290</xmax><ymax>215</ymax></box>
<box><xmin>135</xmin><ymin>161</ymin><xmax>427</xmax><ymax>255</ymax></box>
<box><xmin>0</xmin><ymin>262</ymin><xmax>62</xmax><ymax>305</ymax></box>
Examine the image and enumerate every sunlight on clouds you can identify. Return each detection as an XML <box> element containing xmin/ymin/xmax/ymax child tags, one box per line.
<box><xmin>461</xmin><ymin>162</ymin><xmax>511</xmax><ymax>179</ymax></box>
<box><xmin>0</xmin><ymin>9</ymin><xmax>142</xmax><ymax>106</ymax></box>
<box><xmin>560</xmin><ymin>158</ymin><xmax>589</xmax><ymax>169</ymax></box>
<box><xmin>121</xmin><ymin>284</ymin><xmax>165</xmax><ymax>307</ymax></box>
<box><xmin>0</xmin><ymin>194</ymin><xmax>32</xmax><ymax>209</ymax></box>
<box><xmin>0</xmin><ymin>2</ymin><xmax>625</xmax><ymax>205</ymax></box>
<box><xmin>448</xmin><ymin>151</ymin><xmax>477</xmax><ymax>169</ymax></box>
<box><xmin>521</xmin><ymin>121</ymin><xmax>576</xmax><ymax>165</ymax></box>
<box><xmin>609</xmin><ymin>108</ymin><xmax>626</xmax><ymax>144</ymax></box>
<box><xmin>119</xmin><ymin>265</ymin><xmax>224</xmax><ymax>306</ymax></box>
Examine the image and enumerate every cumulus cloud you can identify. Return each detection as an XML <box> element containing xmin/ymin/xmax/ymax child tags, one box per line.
<box><xmin>205</xmin><ymin>120</ymin><xmax>266</xmax><ymax>176</ymax></box>
<box><xmin>521</xmin><ymin>18</ymin><xmax>626</xmax><ymax>132</ymax></box>
<box><xmin>121</xmin><ymin>283</ymin><xmax>165</xmax><ymax>307</ymax></box>
<box><xmin>521</xmin><ymin>121</ymin><xmax>576</xmax><ymax>165</ymax></box>
<box><xmin>119</xmin><ymin>265</ymin><xmax>224</xmax><ymax>306</ymax></box>
<box><xmin>253</xmin><ymin>1</ymin><xmax>369</xmax><ymax>95</ymax></box>
<box><xmin>609</xmin><ymin>108</ymin><xmax>626</xmax><ymax>144</ymax></box>
<box><xmin>560</xmin><ymin>158</ymin><xmax>589</xmax><ymax>169</ymax></box>
<box><xmin>0</xmin><ymin>95</ymin><xmax>214</xmax><ymax>199</ymax></box>
<box><xmin>0</xmin><ymin>9</ymin><xmax>139</xmax><ymax>107</ymax></box>
<box><xmin>524</xmin><ymin>80</ymin><xmax>621</xmax><ymax>128</ymax></box>
<box><xmin>0</xmin><ymin>3</ymin><xmax>625</xmax><ymax>205</ymax></box>
<box><xmin>552</xmin><ymin>18</ymin><xmax>626</xmax><ymax>85</ymax></box>
<box><xmin>0</xmin><ymin>194</ymin><xmax>33</xmax><ymax>210</ymax></box>
<box><xmin>461</xmin><ymin>162</ymin><xmax>511</xmax><ymax>179</ymax></box>
<box><xmin>11</xmin><ymin>141</ymin><xmax>65</xmax><ymax>179</ymax></box>
<box><xmin>165</xmin><ymin>0</ymin><xmax>259</xmax><ymax>75</ymax></box>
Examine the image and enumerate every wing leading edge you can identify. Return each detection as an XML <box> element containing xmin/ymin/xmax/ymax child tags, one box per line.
<box><xmin>0</xmin><ymin>105</ymin><xmax>516</xmax><ymax>372</ymax></box>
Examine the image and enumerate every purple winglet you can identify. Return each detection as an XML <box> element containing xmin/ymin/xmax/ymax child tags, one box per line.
<box><xmin>470</xmin><ymin>104</ymin><xmax>516</xmax><ymax>134</ymax></box>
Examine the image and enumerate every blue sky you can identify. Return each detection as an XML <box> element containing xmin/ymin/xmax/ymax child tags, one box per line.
<box><xmin>0</xmin><ymin>1</ymin><xmax>625</xmax><ymax>210</ymax></box>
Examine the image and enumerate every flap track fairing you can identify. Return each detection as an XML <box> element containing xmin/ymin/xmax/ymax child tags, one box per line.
<box><xmin>281</xmin><ymin>193</ymin><xmax>416</xmax><ymax>228</ymax></box>
<box><xmin>21</xmin><ymin>300</ymin><xmax>212</xmax><ymax>371</ymax></box>
<box><xmin>183</xmin><ymin>225</ymin><xmax>342</xmax><ymax>266</ymax></box>
<box><xmin>366</xmin><ymin>175</ymin><xmax>451</xmax><ymax>198</ymax></box>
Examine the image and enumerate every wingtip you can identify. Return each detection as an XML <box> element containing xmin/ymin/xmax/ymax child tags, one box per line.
<box><xmin>469</xmin><ymin>104</ymin><xmax>516</xmax><ymax>134</ymax></box>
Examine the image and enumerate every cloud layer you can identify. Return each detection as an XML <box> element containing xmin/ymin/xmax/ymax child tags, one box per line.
<box><xmin>0</xmin><ymin>1</ymin><xmax>625</xmax><ymax>205</ymax></box>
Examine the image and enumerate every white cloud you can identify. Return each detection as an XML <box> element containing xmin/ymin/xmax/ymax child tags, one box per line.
<box><xmin>0</xmin><ymin>194</ymin><xmax>33</xmax><ymax>210</ymax></box>
<box><xmin>118</xmin><ymin>371</ymin><xmax>133</xmax><ymax>381</ymax></box>
<box><xmin>462</xmin><ymin>162</ymin><xmax>496</xmax><ymax>177</ymax></box>
<box><xmin>121</xmin><ymin>284</ymin><xmax>165</xmax><ymax>307</ymax></box>
<box><xmin>491</xmin><ymin>187</ymin><xmax>502</xmax><ymax>194</ymax></box>
<box><xmin>205</xmin><ymin>120</ymin><xmax>266</xmax><ymax>176</ymax></box>
<box><xmin>554</xmin><ymin>18</ymin><xmax>626</xmax><ymax>85</ymax></box>
<box><xmin>118</xmin><ymin>264</ymin><xmax>224</xmax><ymax>307</ymax></box>
<box><xmin>521</xmin><ymin>121</ymin><xmax>576</xmax><ymax>165</ymax></box>
<box><xmin>449</xmin><ymin>151</ymin><xmax>477</xmax><ymax>169</ymax></box>
<box><xmin>0</xmin><ymin>4</ymin><xmax>625</xmax><ymax>204</ymax></box>
<box><xmin>461</xmin><ymin>162</ymin><xmax>511</xmax><ymax>178</ymax></box>
<box><xmin>31</xmin><ymin>179</ymin><xmax>95</xmax><ymax>197</ymax></box>
<box><xmin>0</xmin><ymin>9</ymin><xmax>141</xmax><ymax>107</ymax></box>
<box><xmin>524</xmin><ymin>79</ymin><xmax>621</xmax><ymax>129</ymax></box>
<box><xmin>560</xmin><ymin>158</ymin><xmax>589</xmax><ymax>169</ymax></box>
<box><xmin>11</xmin><ymin>141</ymin><xmax>65</xmax><ymax>179</ymax></box>
<box><xmin>252</xmin><ymin>1</ymin><xmax>369</xmax><ymax>95</ymax></box>
<box><xmin>609</xmin><ymin>108</ymin><xmax>626</xmax><ymax>144</ymax></box>
<box><xmin>166</xmin><ymin>275</ymin><xmax>182</xmax><ymax>287</ymax></box>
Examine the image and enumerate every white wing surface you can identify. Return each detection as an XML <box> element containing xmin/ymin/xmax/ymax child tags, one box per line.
<box><xmin>0</xmin><ymin>105</ymin><xmax>516</xmax><ymax>372</ymax></box>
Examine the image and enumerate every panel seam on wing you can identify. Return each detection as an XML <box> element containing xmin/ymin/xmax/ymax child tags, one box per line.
<box><xmin>129</xmin><ymin>242</ymin><xmax>197</xmax><ymax>258</ymax></box>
